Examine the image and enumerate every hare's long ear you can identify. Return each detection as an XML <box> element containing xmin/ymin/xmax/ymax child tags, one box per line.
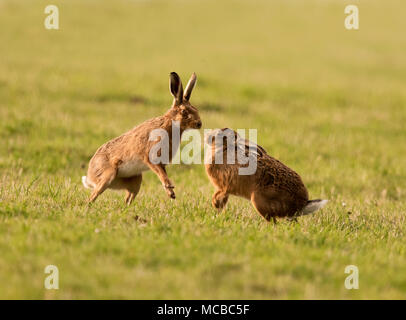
<box><xmin>169</xmin><ymin>72</ymin><xmax>183</xmax><ymax>106</ymax></box>
<box><xmin>183</xmin><ymin>72</ymin><xmax>197</xmax><ymax>101</ymax></box>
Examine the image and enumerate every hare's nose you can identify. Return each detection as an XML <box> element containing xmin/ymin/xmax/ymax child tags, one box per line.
<box><xmin>196</xmin><ymin>120</ymin><xmax>202</xmax><ymax>129</ymax></box>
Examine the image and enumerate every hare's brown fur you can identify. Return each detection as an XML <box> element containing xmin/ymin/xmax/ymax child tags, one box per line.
<box><xmin>205</xmin><ymin>129</ymin><xmax>325</xmax><ymax>222</ymax></box>
<box><xmin>83</xmin><ymin>72</ymin><xmax>201</xmax><ymax>204</ymax></box>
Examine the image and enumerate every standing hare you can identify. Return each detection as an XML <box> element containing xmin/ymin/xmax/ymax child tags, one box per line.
<box><xmin>82</xmin><ymin>72</ymin><xmax>202</xmax><ymax>204</ymax></box>
<box><xmin>205</xmin><ymin>128</ymin><xmax>327</xmax><ymax>222</ymax></box>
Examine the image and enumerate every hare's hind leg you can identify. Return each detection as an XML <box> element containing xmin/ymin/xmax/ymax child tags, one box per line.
<box><xmin>251</xmin><ymin>192</ymin><xmax>279</xmax><ymax>223</ymax></box>
<box><xmin>212</xmin><ymin>189</ymin><xmax>229</xmax><ymax>210</ymax></box>
<box><xmin>123</xmin><ymin>175</ymin><xmax>142</xmax><ymax>205</ymax></box>
<box><xmin>89</xmin><ymin>167</ymin><xmax>117</xmax><ymax>203</ymax></box>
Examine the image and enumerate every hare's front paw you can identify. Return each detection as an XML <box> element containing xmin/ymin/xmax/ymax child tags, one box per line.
<box><xmin>212</xmin><ymin>197</ymin><xmax>220</xmax><ymax>208</ymax></box>
<box><xmin>165</xmin><ymin>184</ymin><xmax>176</xmax><ymax>199</ymax></box>
<box><xmin>212</xmin><ymin>191</ymin><xmax>229</xmax><ymax>210</ymax></box>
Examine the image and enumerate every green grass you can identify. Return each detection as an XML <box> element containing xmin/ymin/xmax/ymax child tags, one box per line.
<box><xmin>1</xmin><ymin>0</ymin><xmax>406</xmax><ymax>299</ymax></box>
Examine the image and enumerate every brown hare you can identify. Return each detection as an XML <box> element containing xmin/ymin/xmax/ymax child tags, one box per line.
<box><xmin>204</xmin><ymin>128</ymin><xmax>327</xmax><ymax>222</ymax></box>
<box><xmin>82</xmin><ymin>72</ymin><xmax>202</xmax><ymax>204</ymax></box>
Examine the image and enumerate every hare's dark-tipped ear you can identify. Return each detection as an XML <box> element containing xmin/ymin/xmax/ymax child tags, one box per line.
<box><xmin>169</xmin><ymin>72</ymin><xmax>183</xmax><ymax>106</ymax></box>
<box><xmin>183</xmin><ymin>72</ymin><xmax>197</xmax><ymax>101</ymax></box>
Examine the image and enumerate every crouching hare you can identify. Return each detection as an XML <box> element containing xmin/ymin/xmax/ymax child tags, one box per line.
<box><xmin>205</xmin><ymin>128</ymin><xmax>327</xmax><ymax>222</ymax></box>
<box><xmin>82</xmin><ymin>72</ymin><xmax>202</xmax><ymax>204</ymax></box>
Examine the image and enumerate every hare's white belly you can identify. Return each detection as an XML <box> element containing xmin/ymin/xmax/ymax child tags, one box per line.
<box><xmin>117</xmin><ymin>158</ymin><xmax>149</xmax><ymax>177</ymax></box>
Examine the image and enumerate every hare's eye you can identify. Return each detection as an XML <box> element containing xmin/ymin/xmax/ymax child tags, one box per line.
<box><xmin>181</xmin><ymin>109</ymin><xmax>188</xmax><ymax>117</ymax></box>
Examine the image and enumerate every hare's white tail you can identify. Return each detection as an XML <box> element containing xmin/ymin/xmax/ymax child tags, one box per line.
<box><xmin>300</xmin><ymin>199</ymin><xmax>328</xmax><ymax>216</ymax></box>
<box><xmin>82</xmin><ymin>176</ymin><xmax>95</xmax><ymax>189</ymax></box>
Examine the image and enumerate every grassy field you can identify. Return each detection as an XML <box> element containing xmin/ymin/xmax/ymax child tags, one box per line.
<box><xmin>1</xmin><ymin>0</ymin><xmax>406</xmax><ymax>299</ymax></box>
